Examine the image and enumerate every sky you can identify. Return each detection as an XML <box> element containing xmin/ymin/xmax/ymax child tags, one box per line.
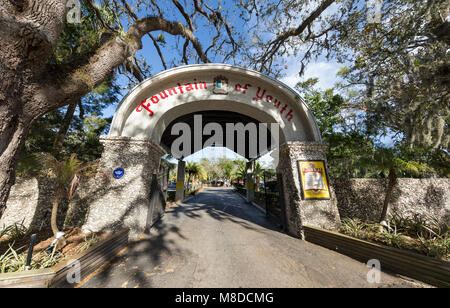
<box><xmin>102</xmin><ymin>57</ymin><xmax>343</xmax><ymax>166</ymax></box>
<box><xmin>99</xmin><ymin>1</ymin><xmax>346</xmax><ymax>166</ymax></box>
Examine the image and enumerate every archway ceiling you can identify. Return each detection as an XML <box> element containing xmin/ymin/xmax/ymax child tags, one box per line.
<box><xmin>161</xmin><ymin>110</ymin><xmax>274</xmax><ymax>160</ymax></box>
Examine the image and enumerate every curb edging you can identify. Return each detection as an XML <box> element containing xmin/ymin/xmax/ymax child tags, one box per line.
<box><xmin>304</xmin><ymin>225</ymin><xmax>450</xmax><ymax>288</ymax></box>
<box><xmin>0</xmin><ymin>229</ymin><xmax>130</xmax><ymax>288</ymax></box>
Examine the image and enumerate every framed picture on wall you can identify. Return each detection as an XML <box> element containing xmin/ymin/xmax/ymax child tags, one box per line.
<box><xmin>297</xmin><ymin>160</ymin><xmax>331</xmax><ymax>200</ymax></box>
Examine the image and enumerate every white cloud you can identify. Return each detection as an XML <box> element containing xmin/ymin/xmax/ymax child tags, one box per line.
<box><xmin>277</xmin><ymin>1</ymin><xmax>344</xmax><ymax>91</ymax></box>
<box><xmin>281</xmin><ymin>59</ymin><xmax>342</xmax><ymax>91</ymax></box>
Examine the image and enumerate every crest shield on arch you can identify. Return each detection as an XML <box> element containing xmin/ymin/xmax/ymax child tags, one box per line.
<box><xmin>213</xmin><ymin>75</ymin><xmax>229</xmax><ymax>94</ymax></box>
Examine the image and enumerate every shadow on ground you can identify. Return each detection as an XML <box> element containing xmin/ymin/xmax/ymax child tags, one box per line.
<box><xmin>79</xmin><ymin>188</ymin><xmax>280</xmax><ymax>288</ymax></box>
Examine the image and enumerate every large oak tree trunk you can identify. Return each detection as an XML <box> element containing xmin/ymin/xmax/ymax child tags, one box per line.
<box><xmin>0</xmin><ymin>115</ymin><xmax>31</xmax><ymax>218</ymax></box>
<box><xmin>0</xmin><ymin>0</ymin><xmax>66</xmax><ymax>218</ymax></box>
<box><xmin>0</xmin><ymin>0</ymin><xmax>209</xmax><ymax>220</ymax></box>
<box><xmin>0</xmin><ymin>61</ymin><xmax>32</xmax><ymax>218</ymax></box>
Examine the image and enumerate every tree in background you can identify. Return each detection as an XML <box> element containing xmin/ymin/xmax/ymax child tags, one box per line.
<box><xmin>297</xmin><ymin>73</ymin><xmax>448</xmax><ymax>180</ymax></box>
<box><xmin>2</xmin><ymin>0</ymin><xmax>448</xmax><ymax>219</ymax></box>
<box><xmin>24</xmin><ymin>83</ymin><xmax>118</xmax><ymax>163</ymax></box>
<box><xmin>253</xmin><ymin>162</ymin><xmax>265</xmax><ymax>192</ymax></box>
<box><xmin>245</xmin><ymin>0</ymin><xmax>448</xmax><ymax>178</ymax></box>
<box><xmin>334</xmin><ymin>0</ymin><xmax>449</xmax><ymax>164</ymax></box>
<box><xmin>185</xmin><ymin>162</ymin><xmax>206</xmax><ymax>191</ymax></box>
<box><xmin>0</xmin><ymin>0</ymin><xmax>354</xmax><ymax>217</ymax></box>
<box><xmin>297</xmin><ymin>78</ymin><xmax>345</xmax><ymax>136</ymax></box>
<box><xmin>22</xmin><ymin>2</ymin><xmax>122</xmax><ymax>162</ymax></box>
<box><xmin>297</xmin><ymin>78</ymin><xmax>376</xmax><ymax>178</ymax></box>
<box><xmin>218</xmin><ymin>158</ymin><xmax>236</xmax><ymax>184</ymax></box>
<box><xmin>232</xmin><ymin>159</ymin><xmax>247</xmax><ymax>184</ymax></box>
<box><xmin>161</xmin><ymin>154</ymin><xmax>177</xmax><ymax>174</ymax></box>
<box><xmin>397</xmin><ymin>145</ymin><xmax>450</xmax><ymax>178</ymax></box>
<box><xmin>200</xmin><ymin>158</ymin><xmax>220</xmax><ymax>183</ymax></box>
<box><xmin>37</xmin><ymin>154</ymin><xmax>93</xmax><ymax>243</ymax></box>
<box><xmin>0</xmin><ymin>0</ymin><xmax>237</xmax><ymax>218</ymax></box>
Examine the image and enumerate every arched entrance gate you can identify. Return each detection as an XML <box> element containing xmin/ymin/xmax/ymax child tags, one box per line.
<box><xmin>81</xmin><ymin>64</ymin><xmax>340</xmax><ymax>239</ymax></box>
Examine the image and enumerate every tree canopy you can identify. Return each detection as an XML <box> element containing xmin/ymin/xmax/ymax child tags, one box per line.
<box><xmin>0</xmin><ymin>0</ymin><xmax>448</xmax><ymax>218</ymax></box>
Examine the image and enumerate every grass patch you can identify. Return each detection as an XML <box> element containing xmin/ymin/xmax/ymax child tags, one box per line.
<box><xmin>0</xmin><ymin>225</ymin><xmax>106</xmax><ymax>274</ymax></box>
<box><xmin>0</xmin><ymin>244</ymin><xmax>64</xmax><ymax>273</ymax></box>
<box><xmin>339</xmin><ymin>215</ymin><xmax>449</xmax><ymax>260</ymax></box>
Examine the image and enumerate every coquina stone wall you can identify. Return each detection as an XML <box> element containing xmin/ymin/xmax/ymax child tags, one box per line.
<box><xmin>332</xmin><ymin>178</ymin><xmax>450</xmax><ymax>224</ymax></box>
<box><xmin>79</xmin><ymin>137</ymin><xmax>166</xmax><ymax>239</ymax></box>
<box><xmin>277</xmin><ymin>142</ymin><xmax>341</xmax><ymax>238</ymax></box>
<box><xmin>1</xmin><ymin>176</ymin><xmax>448</xmax><ymax>234</ymax></box>
<box><xmin>0</xmin><ymin>177</ymin><xmax>69</xmax><ymax>231</ymax></box>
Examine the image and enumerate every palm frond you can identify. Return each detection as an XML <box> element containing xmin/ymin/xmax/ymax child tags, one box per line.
<box><xmin>68</xmin><ymin>173</ymin><xmax>80</xmax><ymax>200</ymax></box>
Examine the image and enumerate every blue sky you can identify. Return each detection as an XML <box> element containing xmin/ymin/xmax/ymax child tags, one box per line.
<box><xmin>98</xmin><ymin>0</ymin><xmax>346</xmax><ymax>165</ymax></box>
<box><xmin>97</xmin><ymin>1</ymin><xmax>379</xmax><ymax>164</ymax></box>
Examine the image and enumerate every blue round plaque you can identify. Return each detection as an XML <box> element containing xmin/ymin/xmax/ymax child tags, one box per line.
<box><xmin>113</xmin><ymin>168</ymin><xmax>125</xmax><ymax>179</ymax></box>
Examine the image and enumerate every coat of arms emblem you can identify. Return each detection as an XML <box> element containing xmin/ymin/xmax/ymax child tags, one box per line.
<box><xmin>213</xmin><ymin>75</ymin><xmax>229</xmax><ymax>94</ymax></box>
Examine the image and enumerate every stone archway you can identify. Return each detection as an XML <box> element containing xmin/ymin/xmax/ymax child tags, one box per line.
<box><xmin>81</xmin><ymin>64</ymin><xmax>340</xmax><ymax>239</ymax></box>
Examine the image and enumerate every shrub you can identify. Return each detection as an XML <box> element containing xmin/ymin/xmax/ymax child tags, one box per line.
<box><xmin>0</xmin><ymin>221</ymin><xmax>31</xmax><ymax>242</ymax></box>
<box><xmin>339</xmin><ymin>217</ymin><xmax>449</xmax><ymax>260</ymax></box>
<box><xmin>0</xmin><ymin>244</ymin><xmax>63</xmax><ymax>273</ymax></box>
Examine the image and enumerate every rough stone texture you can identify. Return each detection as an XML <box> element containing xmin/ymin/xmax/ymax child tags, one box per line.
<box><xmin>1</xmin><ymin>178</ymin><xmax>39</xmax><ymax>230</ymax></box>
<box><xmin>64</xmin><ymin>179</ymin><xmax>95</xmax><ymax>229</ymax></box>
<box><xmin>0</xmin><ymin>177</ymin><xmax>68</xmax><ymax>231</ymax></box>
<box><xmin>3</xmin><ymin>140</ymin><xmax>447</xmax><ymax>239</ymax></box>
<box><xmin>332</xmin><ymin>178</ymin><xmax>450</xmax><ymax>224</ymax></box>
<box><xmin>277</xmin><ymin>142</ymin><xmax>341</xmax><ymax>238</ymax></box>
<box><xmin>79</xmin><ymin>137</ymin><xmax>166</xmax><ymax>239</ymax></box>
